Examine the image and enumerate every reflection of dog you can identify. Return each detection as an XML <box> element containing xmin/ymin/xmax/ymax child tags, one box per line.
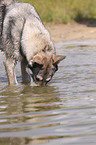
<box><xmin>0</xmin><ymin>0</ymin><xmax>66</xmax><ymax>85</ymax></box>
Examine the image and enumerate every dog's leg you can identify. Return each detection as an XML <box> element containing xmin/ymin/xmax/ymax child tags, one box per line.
<box><xmin>21</xmin><ymin>58</ymin><xmax>31</xmax><ymax>84</ymax></box>
<box><xmin>3</xmin><ymin>56</ymin><xmax>18</xmax><ymax>85</ymax></box>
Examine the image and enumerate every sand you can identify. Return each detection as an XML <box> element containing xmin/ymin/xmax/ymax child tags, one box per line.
<box><xmin>45</xmin><ymin>22</ymin><xmax>96</xmax><ymax>42</ymax></box>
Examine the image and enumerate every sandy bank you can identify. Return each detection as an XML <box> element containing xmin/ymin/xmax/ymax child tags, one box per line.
<box><xmin>45</xmin><ymin>22</ymin><xmax>96</xmax><ymax>42</ymax></box>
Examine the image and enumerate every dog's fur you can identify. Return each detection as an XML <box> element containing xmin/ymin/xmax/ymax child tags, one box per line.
<box><xmin>0</xmin><ymin>0</ymin><xmax>66</xmax><ymax>86</ymax></box>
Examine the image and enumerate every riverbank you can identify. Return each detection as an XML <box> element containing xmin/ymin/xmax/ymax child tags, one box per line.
<box><xmin>45</xmin><ymin>22</ymin><xmax>96</xmax><ymax>42</ymax></box>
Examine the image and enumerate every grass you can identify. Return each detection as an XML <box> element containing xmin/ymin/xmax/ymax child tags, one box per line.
<box><xmin>18</xmin><ymin>0</ymin><xmax>96</xmax><ymax>24</ymax></box>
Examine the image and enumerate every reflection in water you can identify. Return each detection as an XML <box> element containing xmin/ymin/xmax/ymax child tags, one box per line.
<box><xmin>0</xmin><ymin>40</ymin><xmax>96</xmax><ymax>145</ymax></box>
<box><xmin>0</xmin><ymin>85</ymin><xmax>61</xmax><ymax>121</ymax></box>
<box><xmin>0</xmin><ymin>85</ymin><xmax>60</xmax><ymax>112</ymax></box>
<box><xmin>0</xmin><ymin>85</ymin><xmax>62</xmax><ymax>145</ymax></box>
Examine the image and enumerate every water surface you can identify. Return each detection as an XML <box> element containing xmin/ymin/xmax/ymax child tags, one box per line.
<box><xmin>0</xmin><ymin>40</ymin><xmax>96</xmax><ymax>145</ymax></box>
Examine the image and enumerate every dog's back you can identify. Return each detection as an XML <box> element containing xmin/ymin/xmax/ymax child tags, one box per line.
<box><xmin>1</xmin><ymin>0</ymin><xmax>55</xmax><ymax>61</ymax></box>
<box><xmin>0</xmin><ymin>0</ymin><xmax>40</xmax><ymax>50</ymax></box>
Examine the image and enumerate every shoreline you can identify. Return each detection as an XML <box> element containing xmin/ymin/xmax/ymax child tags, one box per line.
<box><xmin>45</xmin><ymin>22</ymin><xmax>96</xmax><ymax>42</ymax></box>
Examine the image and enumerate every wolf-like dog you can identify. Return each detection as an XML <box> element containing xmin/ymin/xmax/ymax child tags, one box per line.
<box><xmin>0</xmin><ymin>0</ymin><xmax>66</xmax><ymax>86</ymax></box>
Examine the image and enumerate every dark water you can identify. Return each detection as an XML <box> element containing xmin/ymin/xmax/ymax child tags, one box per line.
<box><xmin>0</xmin><ymin>40</ymin><xmax>96</xmax><ymax>145</ymax></box>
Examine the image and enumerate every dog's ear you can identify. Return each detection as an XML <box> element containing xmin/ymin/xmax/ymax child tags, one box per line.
<box><xmin>29</xmin><ymin>55</ymin><xmax>43</xmax><ymax>67</ymax></box>
<box><xmin>53</xmin><ymin>55</ymin><xmax>66</xmax><ymax>64</ymax></box>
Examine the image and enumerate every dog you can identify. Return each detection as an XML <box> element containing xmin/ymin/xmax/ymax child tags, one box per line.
<box><xmin>0</xmin><ymin>0</ymin><xmax>66</xmax><ymax>86</ymax></box>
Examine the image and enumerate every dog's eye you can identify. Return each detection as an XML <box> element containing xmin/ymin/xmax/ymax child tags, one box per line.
<box><xmin>33</xmin><ymin>62</ymin><xmax>43</xmax><ymax>69</ymax></box>
<box><xmin>28</xmin><ymin>62</ymin><xmax>43</xmax><ymax>70</ymax></box>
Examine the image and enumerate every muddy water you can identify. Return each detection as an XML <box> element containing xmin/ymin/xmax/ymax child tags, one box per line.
<box><xmin>0</xmin><ymin>40</ymin><xmax>96</xmax><ymax>145</ymax></box>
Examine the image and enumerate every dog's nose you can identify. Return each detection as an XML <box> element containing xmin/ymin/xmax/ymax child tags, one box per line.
<box><xmin>36</xmin><ymin>75</ymin><xmax>43</xmax><ymax>81</ymax></box>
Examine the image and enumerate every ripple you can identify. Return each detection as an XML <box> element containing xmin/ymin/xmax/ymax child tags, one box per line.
<box><xmin>0</xmin><ymin>40</ymin><xmax>96</xmax><ymax>144</ymax></box>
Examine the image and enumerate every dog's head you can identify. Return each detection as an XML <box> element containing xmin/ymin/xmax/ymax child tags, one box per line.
<box><xmin>28</xmin><ymin>53</ymin><xmax>66</xmax><ymax>86</ymax></box>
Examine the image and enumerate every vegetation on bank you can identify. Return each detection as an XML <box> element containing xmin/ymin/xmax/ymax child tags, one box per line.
<box><xmin>19</xmin><ymin>0</ymin><xmax>96</xmax><ymax>24</ymax></box>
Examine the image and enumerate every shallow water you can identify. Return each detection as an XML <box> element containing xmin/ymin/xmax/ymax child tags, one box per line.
<box><xmin>0</xmin><ymin>40</ymin><xmax>96</xmax><ymax>145</ymax></box>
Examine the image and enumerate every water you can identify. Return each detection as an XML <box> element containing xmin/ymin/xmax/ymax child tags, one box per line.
<box><xmin>0</xmin><ymin>40</ymin><xmax>96</xmax><ymax>145</ymax></box>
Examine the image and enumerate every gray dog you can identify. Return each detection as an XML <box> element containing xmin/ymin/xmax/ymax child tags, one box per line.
<box><xmin>0</xmin><ymin>0</ymin><xmax>66</xmax><ymax>86</ymax></box>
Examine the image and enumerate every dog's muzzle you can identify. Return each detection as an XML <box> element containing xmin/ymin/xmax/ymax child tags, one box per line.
<box><xmin>32</xmin><ymin>74</ymin><xmax>52</xmax><ymax>86</ymax></box>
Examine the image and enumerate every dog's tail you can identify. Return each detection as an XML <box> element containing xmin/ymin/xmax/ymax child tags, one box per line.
<box><xmin>0</xmin><ymin>0</ymin><xmax>17</xmax><ymax>50</ymax></box>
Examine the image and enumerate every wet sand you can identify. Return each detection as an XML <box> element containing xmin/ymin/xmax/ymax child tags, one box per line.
<box><xmin>46</xmin><ymin>22</ymin><xmax>96</xmax><ymax>42</ymax></box>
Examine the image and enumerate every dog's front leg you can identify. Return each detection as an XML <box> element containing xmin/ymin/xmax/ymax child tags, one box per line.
<box><xmin>21</xmin><ymin>58</ymin><xmax>31</xmax><ymax>84</ymax></box>
<box><xmin>3</xmin><ymin>56</ymin><xmax>18</xmax><ymax>85</ymax></box>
